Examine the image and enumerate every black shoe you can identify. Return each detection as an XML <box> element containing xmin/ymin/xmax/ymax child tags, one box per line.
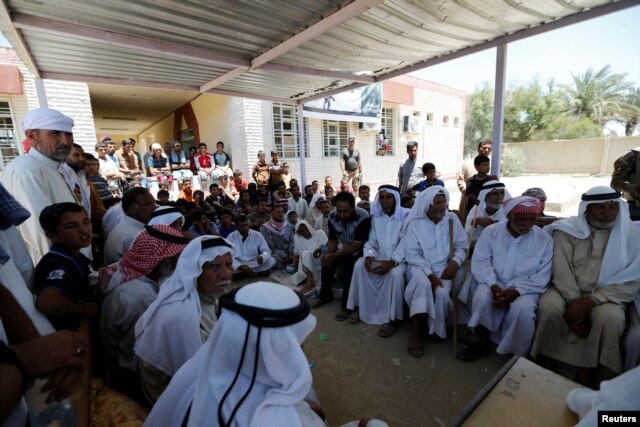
<box><xmin>457</xmin><ymin>342</ymin><xmax>490</xmax><ymax>361</ymax></box>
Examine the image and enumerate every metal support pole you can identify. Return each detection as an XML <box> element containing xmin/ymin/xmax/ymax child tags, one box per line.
<box><xmin>297</xmin><ymin>103</ymin><xmax>307</xmax><ymax>188</ymax></box>
<box><xmin>491</xmin><ymin>44</ymin><xmax>507</xmax><ymax>178</ymax></box>
<box><xmin>34</xmin><ymin>77</ymin><xmax>48</xmax><ymax>107</ymax></box>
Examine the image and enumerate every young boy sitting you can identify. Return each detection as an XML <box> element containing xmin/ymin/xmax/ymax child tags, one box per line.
<box><xmin>410</xmin><ymin>162</ymin><xmax>445</xmax><ymax>195</ymax></box>
<box><xmin>465</xmin><ymin>155</ymin><xmax>498</xmax><ymax>213</ymax></box>
<box><xmin>34</xmin><ymin>203</ymin><xmax>98</xmax><ymax>331</ymax></box>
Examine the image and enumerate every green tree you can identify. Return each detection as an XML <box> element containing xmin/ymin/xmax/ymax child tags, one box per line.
<box><xmin>535</xmin><ymin>115</ymin><xmax>602</xmax><ymax>140</ymax></box>
<box><xmin>620</xmin><ymin>87</ymin><xmax>640</xmax><ymax>136</ymax></box>
<box><xmin>563</xmin><ymin>65</ymin><xmax>632</xmax><ymax>124</ymax></box>
<box><xmin>503</xmin><ymin>78</ymin><xmax>563</xmax><ymax>142</ymax></box>
<box><xmin>463</xmin><ymin>82</ymin><xmax>493</xmax><ymax>155</ymax></box>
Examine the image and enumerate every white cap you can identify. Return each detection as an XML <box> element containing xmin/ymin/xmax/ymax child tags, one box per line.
<box><xmin>21</xmin><ymin>107</ymin><xmax>74</xmax><ymax>133</ymax></box>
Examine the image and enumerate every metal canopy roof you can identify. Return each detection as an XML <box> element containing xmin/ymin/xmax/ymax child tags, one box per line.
<box><xmin>1</xmin><ymin>0</ymin><xmax>637</xmax><ymax>104</ymax></box>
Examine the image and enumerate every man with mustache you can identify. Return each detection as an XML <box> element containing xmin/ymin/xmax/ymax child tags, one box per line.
<box><xmin>134</xmin><ymin>236</ymin><xmax>234</xmax><ymax>405</ymax></box>
<box><xmin>459</xmin><ymin>197</ymin><xmax>553</xmax><ymax>361</ymax></box>
<box><xmin>531</xmin><ymin>186</ymin><xmax>640</xmax><ymax>382</ymax></box>
<box><xmin>0</xmin><ymin>108</ymin><xmax>78</xmax><ymax>262</ymax></box>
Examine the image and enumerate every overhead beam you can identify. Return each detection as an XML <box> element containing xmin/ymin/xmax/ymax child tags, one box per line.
<box><xmin>379</xmin><ymin>0</ymin><xmax>640</xmax><ymax>82</ymax></box>
<box><xmin>259</xmin><ymin>62</ymin><xmax>375</xmax><ymax>84</ymax></box>
<box><xmin>251</xmin><ymin>0</ymin><xmax>384</xmax><ymax>69</ymax></box>
<box><xmin>297</xmin><ymin>82</ymin><xmax>369</xmax><ymax>104</ymax></box>
<box><xmin>40</xmin><ymin>72</ymin><xmax>200</xmax><ymax>92</ymax></box>
<box><xmin>206</xmin><ymin>88</ymin><xmax>295</xmax><ymax>105</ymax></box>
<box><xmin>0</xmin><ymin>2</ymin><xmax>40</xmax><ymax>76</ymax></box>
<box><xmin>200</xmin><ymin>0</ymin><xmax>382</xmax><ymax>92</ymax></box>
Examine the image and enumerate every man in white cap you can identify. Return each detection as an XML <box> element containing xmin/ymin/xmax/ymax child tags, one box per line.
<box><xmin>404</xmin><ymin>186</ymin><xmax>468</xmax><ymax>357</ymax></box>
<box><xmin>531</xmin><ymin>186</ymin><xmax>640</xmax><ymax>379</ymax></box>
<box><xmin>134</xmin><ymin>235</ymin><xmax>234</xmax><ymax>405</ymax></box>
<box><xmin>346</xmin><ymin>185</ymin><xmax>409</xmax><ymax>337</ymax></box>
<box><xmin>458</xmin><ymin>196</ymin><xmax>553</xmax><ymax>360</ymax></box>
<box><xmin>0</xmin><ymin>107</ymin><xmax>78</xmax><ymax>261</ymax></box>
<box><xmin>465</xmin><ymin>180</ymin><xmax>511</xmax><ymax>244</ymax></box>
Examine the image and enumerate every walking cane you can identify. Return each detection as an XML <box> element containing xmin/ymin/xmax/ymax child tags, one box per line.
<box><xmin>448</xmin><ymin>218</ymin><xmax>457</xmax><ymax>356</ymax></box>
<box><xmin>454</xmin><ymin>203</ymin><xmax>480</xmax><ymax>357</ymax></box>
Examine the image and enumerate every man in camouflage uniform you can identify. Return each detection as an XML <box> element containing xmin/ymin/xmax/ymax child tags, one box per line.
<box><xmin>611</xmin><ymin>147</ymin><xmax>640</xmax><ymax>220</ymax></box>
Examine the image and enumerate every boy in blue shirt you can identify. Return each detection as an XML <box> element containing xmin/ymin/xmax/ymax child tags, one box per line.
<box><xmin>410</xmin><ymin>162</ymin><xmax>445</xmax><ymax>194</ymax></box>
<box><xmin>34</xmin><ymin>203</ymin><xmax>98</xmax><ymax>331</ymax></box>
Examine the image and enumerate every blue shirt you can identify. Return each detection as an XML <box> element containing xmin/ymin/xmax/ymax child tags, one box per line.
<box><xmin>412</xmin><ymin>178</ymin><xmax>445</xmax><ymax>193</ymax></box>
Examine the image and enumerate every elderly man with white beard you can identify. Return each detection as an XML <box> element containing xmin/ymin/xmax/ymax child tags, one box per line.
<box><xmin>531</xmin><ymin>186</ymin><xmax>640</xmax><ymax>381</ymax></box>
<box><xmin>458</xmin><ymin>197</ymin><xmax>553</xmax><ymax>361</ymax></box>
<box><xmin>346</xmin><ymin>185</ymin><xmax>409</xmax><ymax>337</ymax></box>
<box><xmin>134</xmin><ymin>236</ymin><xmax>234</xmax><ymax>405</ymax></box>
<box><xmin>404</xmin><ymin>186</ymin><xmax>468</xmax><ymax>358</ymax></box>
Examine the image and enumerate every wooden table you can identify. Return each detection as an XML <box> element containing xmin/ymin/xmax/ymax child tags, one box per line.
<box><xmin>452</xmin><ymin>356</ymin><xmax>580</xmax><ymax>427</ymax></box>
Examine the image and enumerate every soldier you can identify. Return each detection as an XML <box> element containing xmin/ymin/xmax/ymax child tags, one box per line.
<box><xmin>611</xmin><ymin>146</ymin><xmax>640</xmax><ymax>220</ymax></box>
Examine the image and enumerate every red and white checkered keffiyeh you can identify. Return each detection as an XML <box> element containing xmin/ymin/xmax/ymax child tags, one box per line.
<box><xmin>108</xmin><ymin>225</ymin><xmax>188</xmax><ymax>290</ymax></box>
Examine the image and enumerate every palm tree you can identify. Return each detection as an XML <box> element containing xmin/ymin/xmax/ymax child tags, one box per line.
<box><xmin>563</xmin><ymin>65</ymin><xmax>632</xmax><ymax>125</ymax></box>
<box><xmin>621</xmin><ymin>87</ymin><xmax>640</xmax><ymax>136</ymax></box>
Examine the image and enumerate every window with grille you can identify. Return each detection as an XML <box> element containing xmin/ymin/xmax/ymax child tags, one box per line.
<box><xmin>0</xmin><ymin>101</ymin><xmax>19</xmax><ymax>171</ymax></box>
<box><xmin>322</xmin><ymin>120</ymin><xmax>348</xmax><ymax>157</ymax></box>
<box><xmin>375</xmin><ymin>107</ymin><xmax>395</xmax><ymax>156</ymax></box>
<box><xmin>272</xmin><ymin>103</ymin><xmax>309</xmax><ymax>158</ymax></box>
<box><xmin>179</xmin><ymin>128</ymin><xmax>195</xmax><ymax>149</ymax></box>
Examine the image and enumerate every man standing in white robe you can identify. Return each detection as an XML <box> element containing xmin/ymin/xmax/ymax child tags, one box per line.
<box><xmin>347</xmin><ymin>185</ymin><xmax>409</xmax><ymax>337</ymax></box>
<box><xmin>459</xmin><ymin>196</ymin><xmax>553</xmax><ymax>360</ymax></box>
<box><xmin>531</xmin><ymin>186</ymin><xmax>640</xmax><ymax>378</ymax></box>
<box><xmin>404</xmin><ymin>186</ymin><xmax>468</xmax><ymax>358</ymax></box>
<box><xmin>226</xmin><ymin>215</ymin><xmax>276</xmax><ymax>276</ymax></box>
<box><xmin>0</xmin><ymin>108</ymin><xmax>78</xmax><ymax>262</ymax></box>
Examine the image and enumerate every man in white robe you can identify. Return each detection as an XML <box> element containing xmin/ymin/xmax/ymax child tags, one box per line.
<box><xmin>103</xmin><ymin>187</ymin><xmax>156</xmax><ymax>264</ymax></box>
<box><xmin>0</xmin><ymin>108</ymin><xmax>78</xmax><ymax>262</ymax></box>
<box><xmin>144</xmin><ymin>282</ymin><xmax>318</xmax><ymax>427</ymax></box>
<box><xmin>531</xmin><ymin>186</ymin><xmax>640</xmax><ymax>377</ymax></box>
<box><xmin>404</xmin><ymin>186</ymin><xmax>468</xmax><ymax>358</ymax></box>
<box><xmin>134</xmin><ymin>236</ymin><xmax>234</xmax><ymax>405</ymax></box>
<box><xmin>226</xmin><ymin>215</ymin><xmax>276</xmax><ymax>276</ymax></box>
<box><xmin>347</xmin><ymin>185</ymin><xmax>409</xmax><ymax>337</ymax></box>
<box><xmin>292</xmin><ymin>220</ymin><xmax>327</xmax><ymax>295</ymax></box>
<box><xmin>465</xmin><ymin>180</ymin><xmax>511</xmax><ymax>244</ymax></box>
<box><xmin>459</xmin><ymin>197</ymin><xmax>553</xmax><ymax>360</ymax></box>
<box><xmin>100</xmin><ymin>225</ymin><xmax>188</xmax><ymax>397</ymax></box>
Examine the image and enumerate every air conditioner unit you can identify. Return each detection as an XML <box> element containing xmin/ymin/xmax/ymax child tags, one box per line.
<box><xmin>403</xmin><ymin>115</ymin><xmax>423</xmax><ymax>133</ymax></box>
<box><xmin>359</xmin><ymin>121</ymin><xmax>380</xmax><ymax>132</ymax></box>
<box><xmin>409</xmin><ymin>116</ymin><xmax>424</xmax><ymax>133</ymax></box>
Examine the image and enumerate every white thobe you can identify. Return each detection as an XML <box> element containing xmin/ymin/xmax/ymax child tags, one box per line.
<box><xmin>102</xmin><ymin>204</ymin><xmax>124</xmax><ymax>239</ymax></box>
<box><xmin>103</xmin><ymin>215</ymin><xmax>144</xmax><ymax>264</ymax></box>
<box><xmin>314</xmin><ymin>214</ymin><xmax>329</xmax><ymax>235</ymax></box>
<box><xmin>465</xmin><ymin>205</ymin><xmax>506</xmax><ymax>243</ymax></box>
<box><xmin>0</xmin><ymin>227</ymin><xmax>54</xmax><ymax>335</ymax></box>
<box><xmin>397</xmin><ymin>157</ymin><xmax>426</xmax><ymax>194</ymax></box>
<box><xmin>100</xmin><ymin>276</ymin><xmax>159</xmax><ymax>378</ymax></box>
<box><xmin>98</xmin><ymin>156</ymin><xmax>121</xmax><ymax>188</ymax></box>
<box><xmin>0</xmin><ymin>149</ymin><xmax>76</xmax><ymax>262</ymax></box>
<box><xmin>288</xmin><ymin>197</ymin><xmax>309</xmax><ymax>219</ymax></box>
<box><xmin>292</xmin><ymin>229</ymin><xmax>327</xmax><ymax>290</ymax></box>
<box><xmin>468</xmin><ymin>222</ymin><xmax>553</xmax><ymax>356</ymax></box>
<box><xmin>404</xmin><ymin>212</ymin><xmax>468</xmax><ymax>338</ymax></box>
<box><xmin>347</xmin><ymin>214</ymin><xmax>406</xmax><ymax>325</ymax></box>
<box><xmin>226</xmin><ymin>230</ymin><xmax>275</xmax><ymax>272</ymax></box>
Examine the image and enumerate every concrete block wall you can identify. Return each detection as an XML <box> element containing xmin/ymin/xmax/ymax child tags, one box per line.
<box><xmin>229</xmin><ymin>97</ymin><xmax>265</xmax><ymax>177</ymax></box>
<box><xmin>43</xmin><ymin>79</ymin><xmax>97</xmax><ymax>152</ymax></box>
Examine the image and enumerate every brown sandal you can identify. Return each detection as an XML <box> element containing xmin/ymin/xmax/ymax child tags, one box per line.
<box><xmin>407</xmin><ymin>339</ymin><xmax>423</xmax><ymax>358</ymax></box>
<box><xmin>377</xmin><ymin>322</ymin><xmax>396</xmax><ymax>338</ymax></box>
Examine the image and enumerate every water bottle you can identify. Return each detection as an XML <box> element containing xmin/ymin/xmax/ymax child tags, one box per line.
<box><xmin>321</xmin><ymin>243</ymin><xmax>328</xmax><ymax>257</ymax></box>
<box><xmin>25</xmin><ymin>378</ymin><xmax>77</xmax><ymax>427</ymax></box>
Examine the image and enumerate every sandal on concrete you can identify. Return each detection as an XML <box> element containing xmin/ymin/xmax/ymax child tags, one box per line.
<box><xmin>407</xmin><ymin>339</ymin><xmax>423</xmax><ymax>358</ymax></box>
<box><xmin>308</xmin><ymin>297</ymin><xmax>325</xmax><ymax>310</ymax></box>
<box><xmin>377</xmin><ymin>322</ymin><xmax>397</xmax><ymax>338</ymax></box>
<box><xmin>347</xmin><ymin>310</ymin><xmax>359</xmax><ymax>324</ymax></box>
<box><xmin>457</xmin><ymin>342</ymin><xmax>490</xmax><ymax>361</ymax></box>
<box><xmin>334</xmin><ymin>308</ymin><xmax>350</xmax><ymax>321</ymax></box>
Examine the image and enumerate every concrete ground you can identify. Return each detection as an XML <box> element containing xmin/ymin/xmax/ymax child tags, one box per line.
<box><xmin>237</xmin><ymin>174</ymin><xmax>613</xmax><ymax>426</ymax></box>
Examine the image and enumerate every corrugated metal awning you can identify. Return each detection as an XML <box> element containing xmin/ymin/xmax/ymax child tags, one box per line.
<box><xmin>0</xmin><ymin>0</ymin><xmax>636</xmax><ymax>103</ymax></box>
